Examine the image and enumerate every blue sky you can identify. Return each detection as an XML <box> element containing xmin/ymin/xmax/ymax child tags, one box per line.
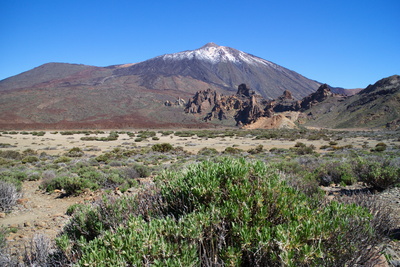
<box><xmin>1</xmin><ymin>0</ymin><xmax>398</xmax><ymax>88</ymax></box>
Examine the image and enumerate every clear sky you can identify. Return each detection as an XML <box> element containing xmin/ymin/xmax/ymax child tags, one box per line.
<box><xmin>1</xmin><ymin>0</ymin><xmax>398</xmax><ymax>89</ymax></box>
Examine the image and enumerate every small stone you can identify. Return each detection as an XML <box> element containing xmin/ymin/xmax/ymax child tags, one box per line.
<box><xmin>16</xmin><ymin>198</ymin><xmax>29</xmax><ymax>205</ymax></box>
<box><xmin>34</xmin><ymin>221</ymin><xmax>47</xmax><ymax>228</ymax></box>
<box><xmin>0</xmin><ymin>212</ymin><xmax>6</xmax><ymax>218</ymax></box>
<box><xmin>23</xmin><ymin>222</ymin><xmax>31</xmax><ymax>227</ymax></box>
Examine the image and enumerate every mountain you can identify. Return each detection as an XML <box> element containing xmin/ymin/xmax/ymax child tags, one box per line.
<box><xmin>113</xmin><ymin>43</ymin><xmax>321</xmax><ymax>99</ymax></box>
<box><xmin>302</xmin><ymin>75</ymin><xmax>400</xmax><ymax>129</ymax></box>
<box><xmin>0</xmin><ymin>43</ymin><xmax>349</xmax><ymax>129</ymax></box>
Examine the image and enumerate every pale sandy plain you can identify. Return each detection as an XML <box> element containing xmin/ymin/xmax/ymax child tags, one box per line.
<box><xmin>0</xmin><ymin>130</ymin><xmax>392</xmax><ymax>155</ymax></box>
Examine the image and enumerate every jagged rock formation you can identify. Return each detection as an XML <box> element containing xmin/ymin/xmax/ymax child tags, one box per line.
<box><xmin>300</xmin><ymin>84</ymin><xmax>337</xmax><ymax>110</ymax></box>
<box><xmin>165</xmin><ymin>98</ymin><xmax>186</xmax><ymax>107</ymax></box>
<box><xmin>185</xmin><ymin>84</ymin><xmax>299</xmax><ymax>128</ymax></box>
<box><xmin>271</xmin><ymin>90</ymin><xmax>301</xmax><ymax>112</ymax></box>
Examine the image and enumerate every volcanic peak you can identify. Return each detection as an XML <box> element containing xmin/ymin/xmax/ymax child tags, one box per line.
<box><xmin>160</xmin><ymin>43</ymin><xmax>276</xmax><ymax>68</ymax></box>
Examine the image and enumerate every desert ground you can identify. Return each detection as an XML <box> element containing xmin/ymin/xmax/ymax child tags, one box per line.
<box><xmin>0</xmin><ymin>129</ymin><xmax>394</xmax><ymax>155</ymax></box>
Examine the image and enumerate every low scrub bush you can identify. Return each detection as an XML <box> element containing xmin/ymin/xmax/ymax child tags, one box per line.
<box><xmin>197</xmin><ymin>147</ymin><xmax>219</xmax><ymax>156</ymax></box>
<box><xmin>65</xmin><ymin>147</ymin><xmax>84</xmax><ymax>157</ymax></box>
<box><xmin>41</xmin><ymin>175</ymin><xmax>99</xmax><ymax>196</ymax></box>
<box><xmin>354</xmin><ymin>157</ymin><xmax>400</xmax><ymax>190</ymax></box>
<box><xmin>372</xmin><ymin>142</ymin><xmax>387</xmax><ymax>152</ymax></box>
<box><xmin>152</xmin><ymin>143</ymin><xmax>173</xmax><ymax>153</ymax></box>
<box><xmin>0</xmin><ymin>181</ymin><xmax>20</xmax><ymax>212</ymax></box>
<box><xmin>67</xmin><ymin>158</ymin><xmax>383</xmax><ymax>266</ymax></box>
<box><xmin>54</xmin><ymin>156</ymin><xmax>71</xmax><ymax>164</ymax></box>
<box><xmin>0</xmin><ymin>150</ymin><xmax>21</xmax><ymax>160</ymax></box>
<box><xmin>247</xmin><ymin>144</ymin><xmax>263</xmax><ymax>154</ymax></box>
<box><xmin>0</xmin><ymin>170</ymin><xmax>28</xmax><ymax>191</ymax></box>
<box><xmin>291</xmin><ymin>143</ymin><xmax>316</xmax><ymax>155</ymax></box>
<box><xmin>315</xmin><ymin>161</ymin><xmax>357</xmax><ymax>186</ymax></box>
<box><xmin>21</xmin><ymin>156</ymin><xmax>39</xmax><ymax>164</ymax></box>
<box><xmin>223</xmin><ymin>146</ymin><xmax>242</xmax><ymax>154</ymax></box>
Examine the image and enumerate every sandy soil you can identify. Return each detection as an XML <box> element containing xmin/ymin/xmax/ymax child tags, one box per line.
<box><xmin>0</xmin><ymin>131</ymin><xmax>389</xmax><ymax>156</ymax></box>
<box><xmin>0</xmin><ymin>180</ymin><xmax>90</xmax><ymax>260</ymax></box>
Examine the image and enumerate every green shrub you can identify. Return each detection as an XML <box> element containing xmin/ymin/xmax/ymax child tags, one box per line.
<box><xmin>61</xmin><ymin>195</ymin><xmax>147</xmax><ymax>243</ymax></box>
<box><xmin>291</xmin><ymin>144</ymin><xmax>315</xmax><ymax>155</ymax></box>
<box><xmin>21</xmin><ymin>156</ymin><xmax>39</xmax><ymax>164</ymax></box>
<box><xmin>42</xmin><ymin>176</ymin><xmax>99</xmax><ymax>196</ymax></box>
<box><xmin>0</xmin><ymin>170</ymin><xmax>27</xmax><ymax>191</ymax></box>
<box><xmin>54</xmin><ymin>156</ymin><xmax>71</xmax><ymax>164</ymax></box>
<box><xmin>68</xmin><ymin>158</ymin><xmax>382</xmax><ymax>266</ymax></box>
<box><xmin>247</xmin><ymin>144</ymin><xmax>263</xmax><ymax>154</ymax></box>
<box><xmin>329</xmin><ymin>141</ymin><xmax>338</xmax><ymax>146</ymax></box>
<box><xmin>65</xmin><ymin>147</ymin><xmax>84</xmax><ymax>157</ymax></box>
<box><xmin>197</xmin><ymin>147</ymin><xmax>219</xmax><ymax>156</ymax></box>
<box><xmin>0</xmin><ymin>150</ymin><xmax>21</xmax><ymax>160</ymax></box>
<box><xmin>354</xmin><ymin>157</ymin><xmax>400</xmax><ymax>190</ymax></box>
<box><xmin>315</xmin><ymin>161</ymin><xmax>357</xmax><ymax>186</ymax></box>
<box><xmin>372</xmin><ymin>142</ymin><xmax>387</xmax><ymax>152</ymax></box>
<box><xmin>223</xmin><ymin>146</ymin><xmax>242</xmax><ymax>154</ymax></box>
<box><xmin>95</xmin><ymin>154</ymin><xmax>109</xmax><ymax>163</ymax></box>
<box><xmin>152</xmin><ymin>143</ymin><xmax>173</xmax><ymax>153</ymax></box>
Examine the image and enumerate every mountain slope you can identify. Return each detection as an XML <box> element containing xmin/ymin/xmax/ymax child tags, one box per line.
<box><xmin>113</xmin><ymin>43</ymin><xmax>321</xmax><ymax>99</ymax></box>
<box><xmin>303</xmin><ymin>75</ymin><xmax>400</xmax><ymax>129</ymax></box>
<box><xmin>0</xmin><ymin>43</ymin><xmax>331</xmax><ymax>129</ymax></box>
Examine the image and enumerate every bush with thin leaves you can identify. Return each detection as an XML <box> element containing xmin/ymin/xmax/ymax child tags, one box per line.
<box><xmin>70</xmin><ymin>158</ymin><xmax>383</xmax><ymax>266</ymax></box>
<box><xmin>0</xmin><ymin>181</ymin><xmax>20</xmax><ymax>212</ymax></box>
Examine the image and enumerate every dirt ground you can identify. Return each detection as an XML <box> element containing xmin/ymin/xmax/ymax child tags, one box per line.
<box><xmin>0</xmin><ymin>131</ymin><xmax>388</xmax><ymax>156</ymax></box>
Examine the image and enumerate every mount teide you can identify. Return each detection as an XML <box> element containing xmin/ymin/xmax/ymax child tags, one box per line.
<box><xmin>113</xmin><ymin>42</ymin><xmax>320</xmax><ymax>99</ymax></box>
<box><xmin>0</xmin><ymin>43</ymin><xmax>323</xmax><ymax>129</ymax></box>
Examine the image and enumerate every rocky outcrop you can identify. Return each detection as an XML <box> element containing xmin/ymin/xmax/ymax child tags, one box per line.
<box><xmin>272</xmin><ymin>90</ymin><xmax>301</xmax><ymax>112</ymax></box>
<box><xmin>185</xmin><ymin>89</ymin><xmax>221</xmax><ymax>114</ymax></box>
<box><xmin>235</xmin><ymin>95</ymin><xmax>266</xmax><ymax>125</ymax></box>
<box><xmin>165</xmin><ymin>98</ymin><xmax>186</xmax><ymax>107</ymax></box>
<box><xmin>184</xmin><ymin>83</ymin><xmax>352</xmax><ymax>129</ymax></box>
<box><xmin>236</xmin><ymin>83</ymin><xmax>255</xmax><ymax>97</ymax></box>
<box><xmin>300</xmin><ymin>84</ymin><xmax>336</xmax><ymax>110</ymax></box>
<box><xmin>185</xmin><ymin>84</ymin><xmax>284</xmax><ymax>128</ymax></box>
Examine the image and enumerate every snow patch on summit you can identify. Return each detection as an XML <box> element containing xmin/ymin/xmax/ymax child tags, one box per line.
<box><xmin>160</xmin><ymin>44</ymin><xmax>278</xmax><ymax>68</ymax></box>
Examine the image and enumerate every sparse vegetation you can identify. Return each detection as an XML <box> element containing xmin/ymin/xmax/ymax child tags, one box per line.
<box><xmin>0</xmin><ymin>128</ymin><xmax>399</xmax><ymax>265</ymax></box>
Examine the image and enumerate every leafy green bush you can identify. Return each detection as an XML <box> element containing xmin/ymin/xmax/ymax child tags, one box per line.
<box><xmin>151</xmin><ymin>143</ymin><xmax>173</xmax><ymax>153</ymax></box>
<box><xmin>0</xmin><ymin>170</ymin><xmax>28</xmax><ymax>191</ymax></box>
<box><xmin>69</xmin><ymin>158</ymin><xmax>381</xmax><ymax>266</ymax></box>
<box><xmin>0</xmin><ymin>150</ymin><xmax>21</xmax><ymax>160</ymax></box>
<box><xmin>65</xmin><ymin>147</ymin><xmax>84</xmax><ymax>157</ymax></box>
<box><xmin>315</xmin><ymin>161</ymin><xmax>357</xmax><ymax>186</ymax></box>
<box><xmin>247</xmin><ymin>144</ymin><xmax>264</xmax><ymax>154</ymax></box>
<box><xmin>372</xmin><ymin>142</ymin><xmax>387</xmax><ymax>152</ymax></box>
<box><xmin>42</xmin><ymin>175</ymin><xmax>99</xmax><ymax>196</ymax></box>
<box><xmin>223</xmin><ymin>146</ymin><xmax>242</xmax><ymax>154</ymax></box>
<box><xmin>54</xmin><ymin>156</ymin><xmax>71</xmax><ymax>164</ymax></box>
<box><xmin>21</xmin><ymin>156</ymin><xmax>39</xmax><ymax>164</ymax></box>
<box><xmin>197</xmin><ymin>147</ymin><xmax>219</xmax><ymax>156</ymax></box>
<box><xmin>291</xmin><ymin>143</ymin><xmax>315</xmax><ymax>155</ymax></box>
<box><xmin>354</xmin><ymin>157</ymin><xmax>400</xmax><ymax>190</ymax></box>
